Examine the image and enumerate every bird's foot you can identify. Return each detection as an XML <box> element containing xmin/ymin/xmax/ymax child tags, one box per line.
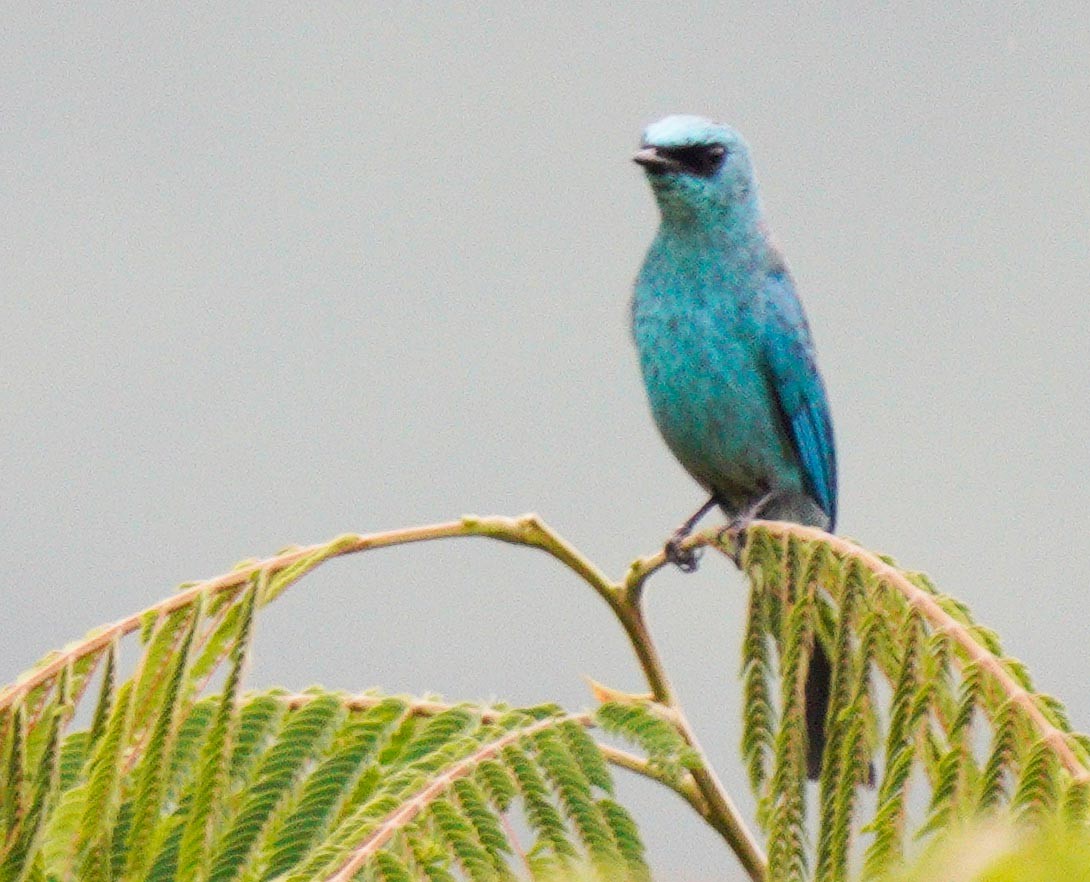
<box><xmin>664</xmin><ymin>531</ymin><xmax>703</xmax><ymax>573</ymax></box>
<box><xmin>664</xmin><ymin>495</ymin><xmax>719</xmax><ymax>572</ymax></box>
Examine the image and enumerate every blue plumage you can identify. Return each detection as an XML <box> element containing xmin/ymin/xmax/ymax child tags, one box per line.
<box><xmin>761</xmin><ymin>270</ymin><xmax>838</xmax><ymax>527</ymax></box>
<box><xmin>631</xmin><ymin>115</ymin><xmax>837</xmax><ymax>777</ymax></box>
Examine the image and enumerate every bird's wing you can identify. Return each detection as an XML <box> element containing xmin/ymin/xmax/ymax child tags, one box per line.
<box><xmin>760</xmin><ymin>271</ymin><xmax>838</xmax><ymax>529</ymax></box>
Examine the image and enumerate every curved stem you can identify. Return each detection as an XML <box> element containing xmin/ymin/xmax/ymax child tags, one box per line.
<box><xmin>6</xmin><ymin>512</ymin><xmax>1082</xmax><ymax>877</ymax></box>
<box><xmin>613</xmin><ymin>576</ymin><xmax>766</xmax><ymax>881</ymax></box>
<box><xmin>0</xmin><ymin>513</ymin><xmax>768</xmax><ymax>879</ymax></box>
<box><xmin>613</xmin><ymin>599</ymin><xmax>676</xmax><ymax>706</ymax></box>
<box><xmin>490</xmin><ymin>518</ymin><xmax>767</xmax><ymax>878</ymax></box>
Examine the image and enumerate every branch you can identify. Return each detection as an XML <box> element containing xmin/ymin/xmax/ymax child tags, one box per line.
<box><xmin>613</xmin><ymin>560</ymin><xmax>766</xmax><ymax>881</ymax></box>
<box><xmin>0</xmin><ymin>514</ymin><xmax>767</xmax><ymax>880</ymax></box>
<box><xmin>5</xmin><ymin>511</ymin><xmax>1083</xmax><ymax>880</ymax></box>
<box><xmin>0</xmin><ymin>517</ymin><xmax>535</xmax><ymax>710</ymax></box>
<box><xmin>684</xmin><ymin>520</ymin><xmax>1090</xmax><ymax>786</ymax></box>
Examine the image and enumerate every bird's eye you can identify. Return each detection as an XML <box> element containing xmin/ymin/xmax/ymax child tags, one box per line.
<box><xmin>659</xmin><ymin>144</ymin><xmax>728</xmax><ymax>177</ymax></box>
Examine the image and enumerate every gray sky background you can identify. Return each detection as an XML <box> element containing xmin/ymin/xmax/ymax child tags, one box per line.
<box><xmin>3</xmin><ymin>5</ymin><xmax>1089</xmax><ymax>878</ymax></box>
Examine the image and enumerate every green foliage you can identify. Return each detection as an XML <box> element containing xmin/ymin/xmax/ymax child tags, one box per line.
<box><xmin>1</xmin><ymin>516</ymin><xmax>1088</xmax><ymax>882</ymax></box>
<box><xmin>0</xmin><ymin>544</ymin><xmax>649</xmax><ymax>882</ymax></box>
<box><xmin>595</xmin><ymin>702</ymin><xmax>698</xmax><ymax>786</ymax></box>
<box><xmin>2</xmin><ymin>682</ymin><xmax>645</xmax><ymax>882</ymax></box>
<box><xmin>739</xmin><ymin>524</ymin><xmax>1090</xmax><ymax>881</ymax></box>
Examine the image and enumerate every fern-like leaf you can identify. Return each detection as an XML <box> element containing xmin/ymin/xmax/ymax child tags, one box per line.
<box><xmin>595</xmin><ymin>702</ymin><xmax>697</xmax><ymax>786</ymax></box>
<box><xmin>1012</xmin><ymin>738</ymin><xmax>1062</xmax><ymax>824</ymax></box>
<box><xmin>208</xmin><ymin>692</ymin><xmax>344</xmax><ymax>882</ymax></box>
<box><xmin>980</xmin><ymin>700</ymin><xmax>1023</xmax><ymax>811</ymax></box>
<box><xmin>123</xmin><ymin>600</ymin><xmax>202</xmax><ymax>879</ymax></box>
<box><xmin>767</xmin><ymin>594</ymin><xmax>811</xmax><ymax>882</ymax></box>
<box><xmin>262</xmin><ymin>696</ymin><xmax>407</xmax><ymax>879</ymax></box>
<box><xmin>741</xmin><ymin>570</ymin><xmax>776</xmax><ymax>797</ymax></box>
<box><xmin>176</xmin><ymin>582</ymin><xmax>256</xmax><ymax>880</ymax></box>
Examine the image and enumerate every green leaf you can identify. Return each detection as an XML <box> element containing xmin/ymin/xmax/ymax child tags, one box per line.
<box><xmin>123</xmin><ymin>599</ymin><xmax>202</xmax><ymax>879</ymax></box>
<box><xmin>742</xmin><ymin>573</ymin><xmax>776</xmax><ymax>797</ymax></box>
<box><xmin>980</xmin><ymin>700</ymin><xmax>1022</xmax><ymax>811</ymax></box>
<box><xmin>451</xmin><ymin>778</ymin><xmax>512</xmax><ymax>873</ymax></box>
<box><xmin>206</xmin><ymin>692</ymin><xmax>344</xmax><ymax>882</ymax></box>
<box><xmin>177</xmin><ymin>582</ymin><xmax>256</xmax><ymax>881</ymax></box>
<box><xmin>1</xmin><ymin>704</ymin><xmax>27</xmax><ymax>840</ymax></box>
<box><xmin>428</xmin><ymin>796</ymin><xmax>498</xmax><ymax>882</ymax></box>
<box><xmin>595</xmin><ymin>703</ymin><xmax>696</xmax><ymax>786</ymax></box>
<box><xmin>0</xmin><ymin>708</ymin><xmax>62</xmax><ymax>882</ymax></box>
<box><xmin>72</xmin><ymin>679</ymin><xmax>135</xmax><ymax>862</ymax></box>
<box><xmin>1012</xmin><ymin>739</ymin><xmax>1061</xmax><ymax>823</ymax></box>
<box><xmin>767</xmin><ymin>596</ymin><xmax>810</xmax><ymax>882</ymax></box>
<box><xmin>261</xmin><ymin>697</ymin><xmax>407</xmax><ymax>879</ymax></box>
<box><xmin>533</xmin><ymin>727</ymin><xmax>620</xmax><ymax>870</ymax></box>
<box><xmin>503</xmin><ymin>744</ymin><xmax>576</xmax><ymax>865</ymax></box>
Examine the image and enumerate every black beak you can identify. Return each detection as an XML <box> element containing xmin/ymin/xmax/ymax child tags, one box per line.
<box><xmin>632</xmin><ymin>147</ymin><xmax>679</xmax><ymax>174</ymax></box>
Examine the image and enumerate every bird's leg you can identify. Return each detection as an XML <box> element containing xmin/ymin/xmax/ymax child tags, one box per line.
<box><xmin>718</xmin><ymin>491</ymin><xmax>776</xmax><ymax>566</ymax></box>
<box><xmin>664</xmin><ymin>495</ymin><xmax>720</xmax><ymax>573</ymax></box>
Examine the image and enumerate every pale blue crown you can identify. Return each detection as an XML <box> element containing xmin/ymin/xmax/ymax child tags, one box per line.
<box><xmin>641</xmin><ymin>115</ymin><xmax>743</xmax><ymax>150</ymax></box>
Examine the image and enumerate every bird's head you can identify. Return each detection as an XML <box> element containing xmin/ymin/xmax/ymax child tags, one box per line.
<box><xmin>634</xmin><ymin>115</ymin><xmax>757</xmax><ymax>224</ymax></box>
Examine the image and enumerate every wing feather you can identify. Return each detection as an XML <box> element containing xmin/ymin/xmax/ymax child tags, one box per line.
<box><xmin>761</xmin><ymin>272</ymin><xmax>838</xmax><ymax>528</ymax></box>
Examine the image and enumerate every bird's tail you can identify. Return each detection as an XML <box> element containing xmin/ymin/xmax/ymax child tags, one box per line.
<box><xmin>805</xmin><ymin>641</ymin><xmax>832</xmax><ymax>781</ymax></box>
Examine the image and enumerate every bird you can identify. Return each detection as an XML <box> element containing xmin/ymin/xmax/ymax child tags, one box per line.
<box><xmin>631</xmin><ymin>114</ymin><xmax>837</xmax><ymax>780</ymax></box>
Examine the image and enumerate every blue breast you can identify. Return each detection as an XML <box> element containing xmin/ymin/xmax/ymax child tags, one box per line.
<box><xmin>632</xmin><ymin>237</ymin><xmax>804</xmax><ymax>510</ymax></box>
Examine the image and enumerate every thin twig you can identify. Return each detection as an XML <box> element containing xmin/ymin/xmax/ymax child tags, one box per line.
<box><xmin>0</xmin><ymin>514</ymin><xmax>769</xmax><ymax>875</ymax></box>
<box><xmin>0</xmin><ymin>516</ymin><xmax>604</xmax><ymax>710</ymax></box>
<box><xmin>613</xmin><ymin>559</ymin><xmax>767</xmax><ymax>881</ymax></box>
<box><xmin>469</xmin><ymin>518</ymin><xmax>768</xmax><ymax>879</ymax></box>
<box><xmin>2</xmin><ymin>512</ymin><xmax>1080</xmax><ymax>879</ymax></box>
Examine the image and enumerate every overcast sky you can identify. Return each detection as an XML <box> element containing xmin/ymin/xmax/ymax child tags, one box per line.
<box><xmin>3</xmin><ymin>5</ymin><xmax>1089</xmax><ymax>878</ymax></box>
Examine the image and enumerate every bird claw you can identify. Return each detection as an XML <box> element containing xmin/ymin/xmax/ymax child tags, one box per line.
<box><xmin>664</xmin><ymin>534</ymin><xmax>703</xmax><ymax>573</ymax></box>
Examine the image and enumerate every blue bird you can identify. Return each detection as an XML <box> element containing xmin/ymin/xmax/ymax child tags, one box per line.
<box><xmin>631</xmin><ymin>115</ymin><xmax>837</xmax><ymax>779</ymax></box>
